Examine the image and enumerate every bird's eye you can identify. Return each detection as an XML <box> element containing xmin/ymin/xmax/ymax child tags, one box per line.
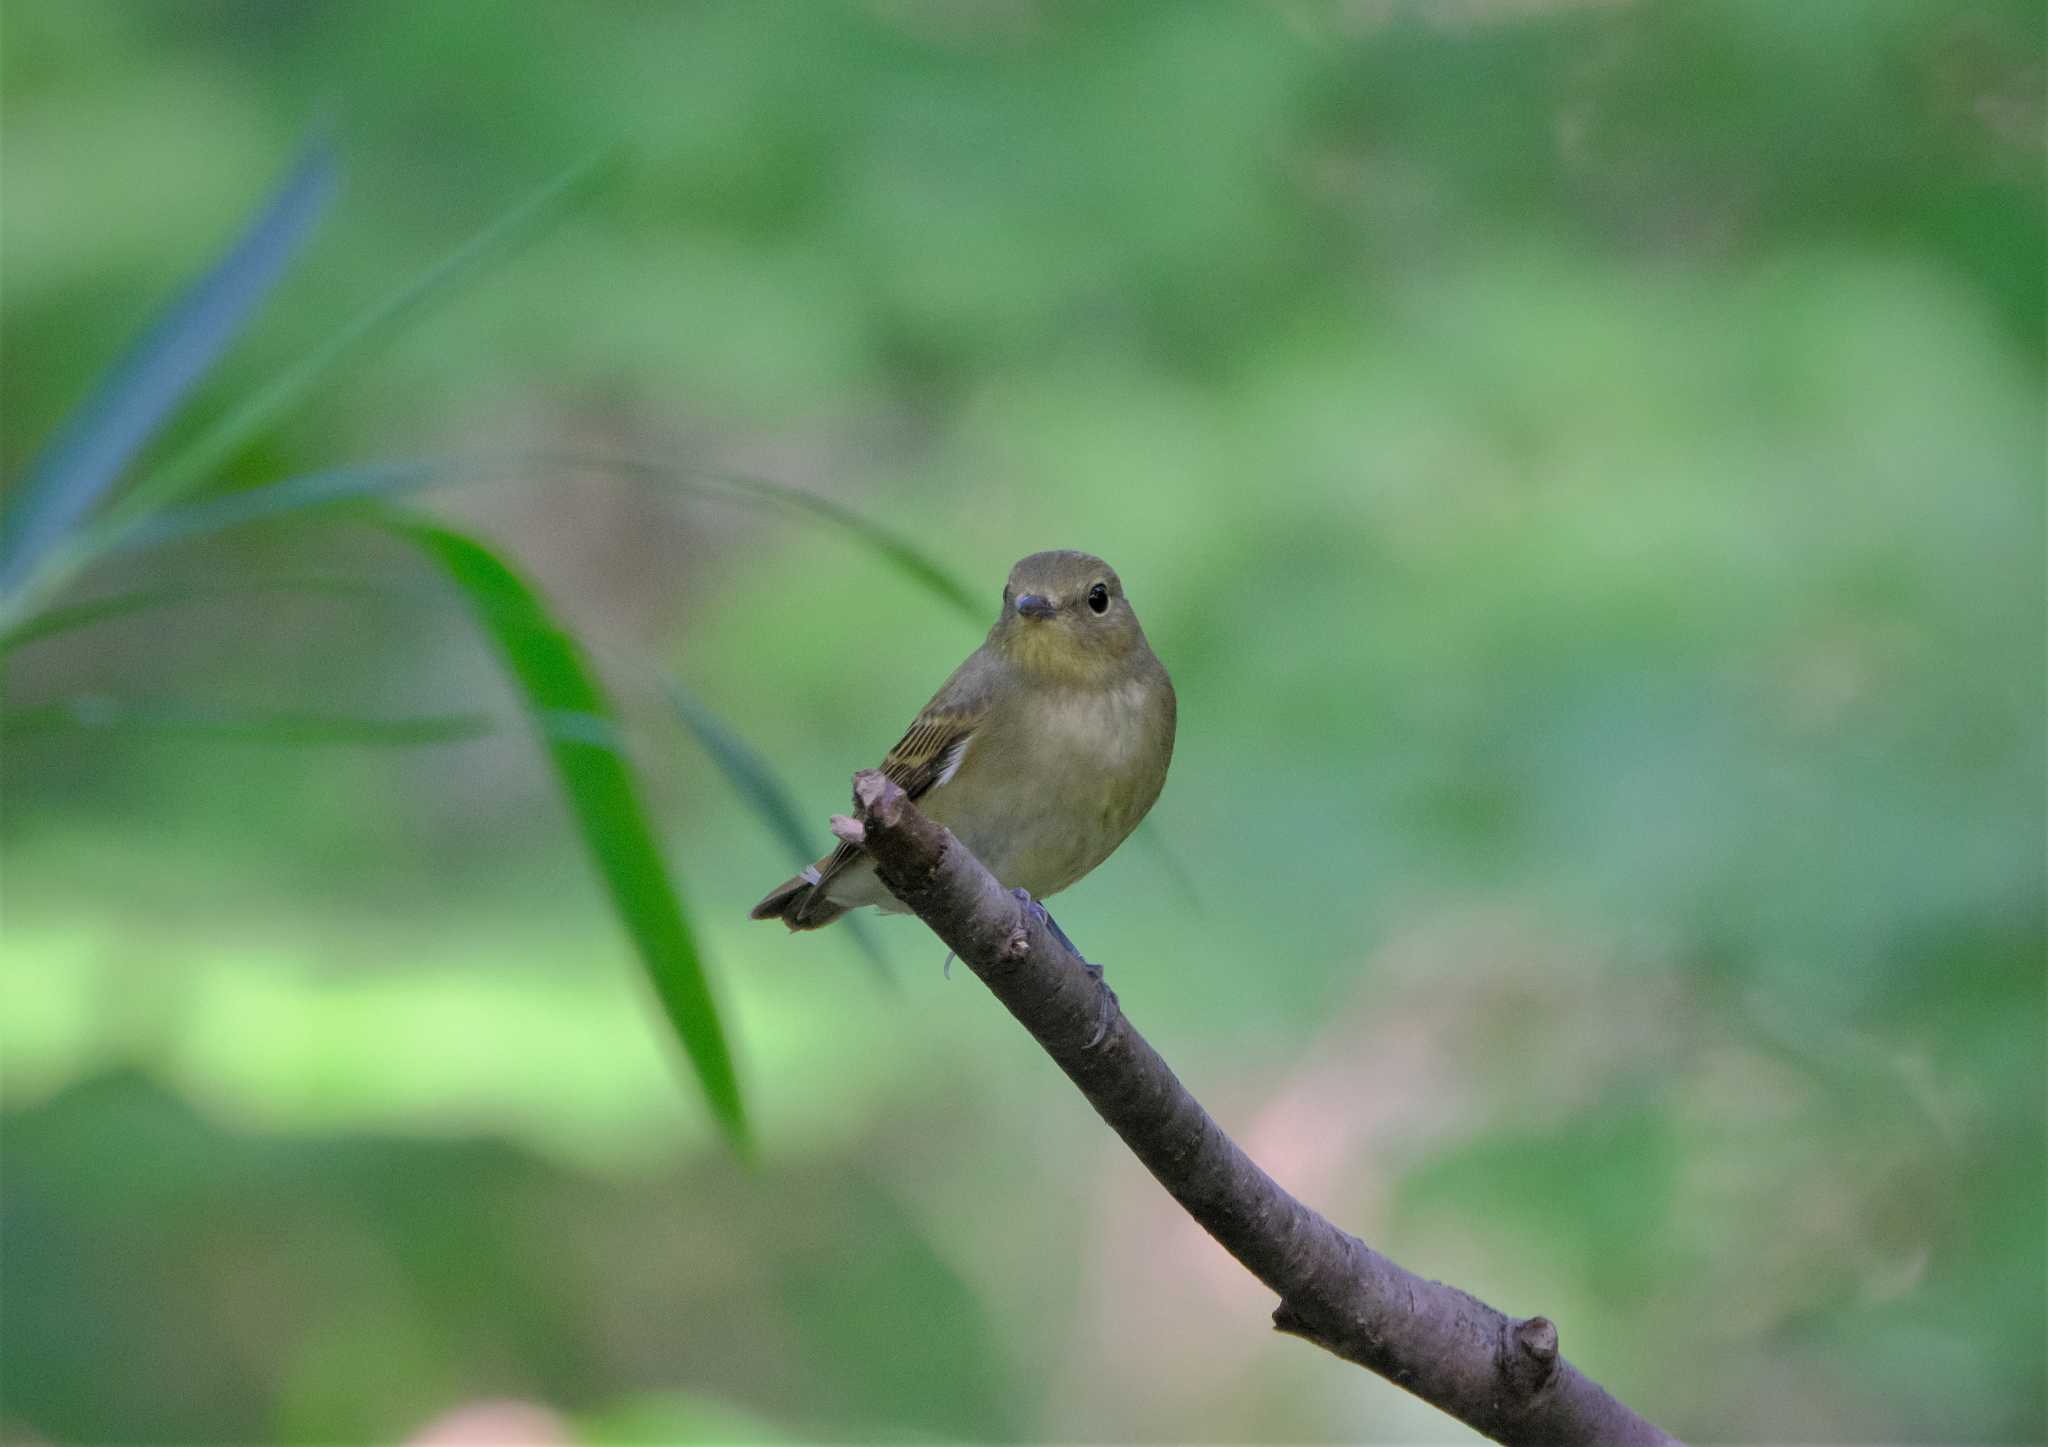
<box><xmin>1087</xmin><ymin>582</ymin><xmax>1110</xmax><ymax>614</ymax></box>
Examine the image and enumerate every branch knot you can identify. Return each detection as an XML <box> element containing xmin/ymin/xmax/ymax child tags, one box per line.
<box><xmin>1500</xmin><ymin>1315</ymin><xmax>1561</xmax><ymax>1400</ymax></box>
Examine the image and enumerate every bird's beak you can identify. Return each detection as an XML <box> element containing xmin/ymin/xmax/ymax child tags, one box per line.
<box><xmin>1014</xmin><ymin>594</ymin><xmax>1056</xmax><ymax>620</ymax></box>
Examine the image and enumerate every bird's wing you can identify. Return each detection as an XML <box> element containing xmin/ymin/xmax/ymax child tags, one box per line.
<box><xmin>878</xmin><ymin>704</ymin><xmax>980</xmax><ymax>800</ymax></box>
<box><xmin>803</xmin><ymin>662</ymin><xmax>993</xmax><ymax>902</ymax></box>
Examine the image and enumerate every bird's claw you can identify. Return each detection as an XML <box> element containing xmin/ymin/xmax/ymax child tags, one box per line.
<box><xmin>1082</xmin><ymin>969</ymin><xmax>1119</xmax><ymax>1050</ymax></box>
<box><xmin>1010</xmin><ymin>888</ymin><xmax>1117</xmax><ymax>1050</ymax></box>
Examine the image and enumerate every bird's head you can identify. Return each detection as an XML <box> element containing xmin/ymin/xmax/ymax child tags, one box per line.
<box><xmin>989</xmin><ymin>549</ymin><xmax>1149</xmax><ymax>683</ymax></box>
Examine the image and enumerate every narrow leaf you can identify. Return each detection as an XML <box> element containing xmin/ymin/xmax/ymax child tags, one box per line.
<box><xmin>0</xmin><ymin>575</ymin><xmax>438</xmax><ymax>656</ymax></box>
<box><xmin>704</xmin><ymin>470</ymin><xmax>984</xmax><ymax>623</ymax></box>
<box><xmin>1</xmin><ymin>697</ymin><xmax>492</xmax><ymax>746</ymax></box>
<box><xmin>658</xmin><ymin>680</ymin><xmax>818</xmax><ymax>871</ymax></box>
<box><xmin>660</xmin><ymin>676</ymin><xmax>893</xmax><ymax>984</ymax></box>
<box><xmin>111</xmin><ymin>450</ymin><xmax>985</xmax><ymax>631</ymax></box>
<box><xmin>499</xmin><ymin>451</ymin><xmax>984</xmax><ymax>624</ymax></box>
<box><xmin>382</xmin><ymin>512</ymin><xmax>747</xmax><ymax>1148</ymax></box>
<box><xmin>0</xmin><ymin>140</ymin><xmax>336</xmax><ymax>597</ymax></box>
<box><xmin>108</xmin><ymin>458</ymin><xmax>465</xmax><ymax>554</ymax></box>
<box><xmin>101</xmin><ymin>147</ymin><xmax>624</xmax><ymax>531</ymax></box>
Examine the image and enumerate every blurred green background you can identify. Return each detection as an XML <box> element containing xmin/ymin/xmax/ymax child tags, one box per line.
<box><xmin>3</xmin><ymin>1</ymin><xmax>2043</xmax><ymax>1442</ymax></box>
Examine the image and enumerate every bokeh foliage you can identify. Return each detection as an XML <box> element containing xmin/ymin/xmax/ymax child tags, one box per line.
<box><xmin>3</xmin><ymin>1</ymin><xmax>2042</xmax><ymax>1442</ymax></box>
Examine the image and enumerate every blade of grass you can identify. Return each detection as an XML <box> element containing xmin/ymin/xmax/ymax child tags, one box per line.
<box><xmin>0</xmin><ymin>139</ymin><xmax>336</xmax><ymax>601</ymax></box>
<box><xmin>659</xmin><ymin>676</ymin><xmax>894</xmax><ymax>985</ymax></box>
<box><xmin>544</xmin><ymin>453</ymin><xmax>981</xmax><ymax>623</ymax></box>
<box><xmin>107</xmin><ymin>458</ymin><xmax>469</xmax><ymax>554</ymax></box>
<box><xmin>0</xmin><ymin>556</ymin><xmax>895</xmax><ymax>985</ymax></box>
<box><xmin>0</xmin><ymin>574</ymin><xmax>441</xmax><ymax>656</ymax></box>
<box><xmin>110</xmin><ymin>450</ymin><xmax>985</xmax><ymax>629</ymax></box>
<box><xmin>52</xmin><ymin>432</ymin><xmax>1132</xmax><ymax>940</ymax></box>
<box><xmin>97</xmin><ymin>146</ymin><xmax>625</xmax><ymax>535</ymax></box>
<box><xmin>700</xmin><ymin>470</ymin><xmax>983</xmax><ymax>623</ymax></box>
<box><xmin>1</xmin><ymin>696</ymin><xmax>492</xmax><ymax>745</ymax></box>
<box><xmin>657</xmin><ymin>679</ymin><xmax>819</xmax><ymax>873</ymax></box>
<box><xmin>382</xmin><ymin>511</ymin><xmax>747</xmax><ymax>1149</ymax></box>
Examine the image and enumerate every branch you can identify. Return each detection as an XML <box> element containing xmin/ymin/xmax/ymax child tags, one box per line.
<box><xmin>830</xmin><ymin>769</ymin><xmax>1683</xmax><ymax>1447</ymax></box>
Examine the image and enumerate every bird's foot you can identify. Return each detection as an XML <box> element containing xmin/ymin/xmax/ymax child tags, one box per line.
<box><xmin>1009</xmin><ymin>888</ymin><xmax>1118</xmax><ymax>1049</ymax></box>
<box><xmin>1078</xmin><ymin>964</ymin><xmax>1120</xmax><ymax>1050</ymax></box>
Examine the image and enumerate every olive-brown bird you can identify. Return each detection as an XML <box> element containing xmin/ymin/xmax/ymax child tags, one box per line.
<box><xmin>751</xmin><ymin>549</ymin><xmax>1175</xmax><ymax>936</ymax></box>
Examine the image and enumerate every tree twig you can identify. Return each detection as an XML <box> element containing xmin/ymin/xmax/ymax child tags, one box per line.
<box><xmin>830</xmin><ymin>768</ymin><xmax>1684</xmax><ymax>1447</ymax></box>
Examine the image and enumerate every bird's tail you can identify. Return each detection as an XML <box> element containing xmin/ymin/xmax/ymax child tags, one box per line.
<box><xmin>749</xmin><ymin>868</ymin><xmax>851</xmax><ymax>931</ymax></box>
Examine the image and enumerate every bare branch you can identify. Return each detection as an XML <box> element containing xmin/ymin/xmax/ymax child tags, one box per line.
<box><xmin>839</xmin><ymin>767</ymin><xmax>1683</xmax><ymax>1447</ymax></box>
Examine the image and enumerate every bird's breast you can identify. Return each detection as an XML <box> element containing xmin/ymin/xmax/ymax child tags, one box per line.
<box><xmin>1034</xmin><ymin>677</ymin><xmax>1160</xmax><ymax>769</ymax></box>
<box><xmin>926</xmin><ymin>672</ymin><xmax>1173</xmax><ymax>900</ymax></box>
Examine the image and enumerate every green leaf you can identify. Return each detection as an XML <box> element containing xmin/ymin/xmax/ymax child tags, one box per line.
<box><xmin>0</xmin><ymin>139</ymin><xmax>335</xmax><ymax>601</ymax></box>
<box><xmin>659</xmin><ymin>676</ymin><xmax>894</xmax><ymax>985</ymax></box>
<box><xmin>466</xmin><ymin>451</ymin><xmax>983</xmax><ymax>625</ymax></box>
<box><xmin>655</xmin><ymin>679</ymin><xmax>819</xmax><ymax>875</ymax></box>
<box><xmin>0</xmin><ymin>697</ymin><xmax>493</xmax><ymax>746</ymax></box>
<box><xmin>381</xmin><ymin>512</ymin><xmax>747</xmax><ymax>1148</ymax></box>
<box><xmin>697</xmin><ymin>468</ymin><xmax>983</xmax><ymax>624</ymax></box>
<box><xmin>106</xmin><ymin>459</ymin><xmax>466</xmax><ymax>555</ymax></box>
<box><xmin>110</xmin><ymin>450</ymin><xmax>984</xmax><ymax>629</ymax></box>
<box><xmin>0</xmin><ymin>574</ymin><xmax>438</xmax><ymax>657</ymax></box>
<box><xmin>98</xmin><ymin>146</ymin><xmax>625</xmax><ymax>533</ymax></box>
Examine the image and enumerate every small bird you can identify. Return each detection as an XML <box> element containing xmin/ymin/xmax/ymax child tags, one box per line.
<box><xmin>751</xmin><ymin>549</ymin><xmax>1176</xmax><ymax>939</ymax></box>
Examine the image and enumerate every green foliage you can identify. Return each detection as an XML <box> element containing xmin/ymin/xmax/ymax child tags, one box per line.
<box><xmin>0</xmin><ymin>142</ymin><xmax>333</xmax><ymax>602</ymax></box>
<box><xmin>384</xmin><ymin>514</ymin><xmax>746</xmax><ymax>1147</ymax></box>
<box><xmin>0</xmin><ymin>138</ymin><xmax>761</xmax><ymax>1151</ymax></box>
<box><xmin>662</xmin><ymin>675</ymin><xmax>894</xmax><ymax>982</ymax></box>
<box><xmin>0</xmin><ymin>694</ymin><xmax>493</xmax><ymax>746</ymax></box>
<box><xmin>3</xmin><ymin>1</ymin><xmax>2040</xmax><ymax>1442</ymax></box>
<box><xmin>96</xmin><ymin>148</ymin><xmax>625</xmax><ymax>534</ymax></box>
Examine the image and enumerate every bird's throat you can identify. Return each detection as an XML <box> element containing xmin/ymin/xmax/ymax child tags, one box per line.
<box><xmin>996</xmin><ymin>623</ymin><xmax>1122</xmax><ymax>686</ymax></box>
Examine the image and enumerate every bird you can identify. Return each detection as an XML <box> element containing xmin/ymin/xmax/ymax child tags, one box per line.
<box><xmin>751</xmin><ymin>549</ymin><xmax>1176</xmax><ymax>944</ymax></box>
